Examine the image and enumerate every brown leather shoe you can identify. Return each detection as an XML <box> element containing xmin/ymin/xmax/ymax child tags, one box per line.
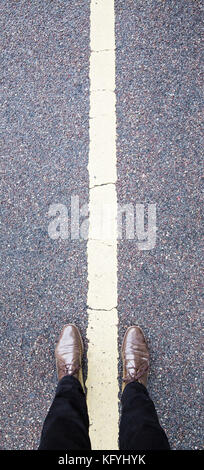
<box><xmin>122</xmin><ymin>326</ymin><xmax>150</xmax><ymax>391</ymax></box>
<box><xmin>55</xmin><ymin>324</ymin><xmax>84</xmax><ymax>391</ymax></box>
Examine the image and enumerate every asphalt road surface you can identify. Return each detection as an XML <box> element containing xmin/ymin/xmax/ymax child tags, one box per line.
<box><xmin>1</xmin><ymin>0</ymin><xmax>203</xmax><ymax>450</ymax></box>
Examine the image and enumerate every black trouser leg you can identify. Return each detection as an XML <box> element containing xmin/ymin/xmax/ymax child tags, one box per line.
<box><xmin>119</xmin><ymin>381</ymin><xmax>170</xmax><ymax>450</ymax></box>
<box><xmin>38</xmin><ymin>376</ymin><xmax>91</xmax><ymax>450</ymax></box>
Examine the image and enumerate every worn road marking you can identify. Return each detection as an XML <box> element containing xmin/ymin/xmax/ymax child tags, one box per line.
<box><xmin>86</xmin><ymin>0</ymin><xmax>119</xmax><ymax>450</ymax></box>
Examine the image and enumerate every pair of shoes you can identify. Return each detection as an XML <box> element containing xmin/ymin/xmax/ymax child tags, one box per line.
<box><xmin>55</xmin><ymin>324</ymin><xmax>150</xmax><ymax>391</ymax></box>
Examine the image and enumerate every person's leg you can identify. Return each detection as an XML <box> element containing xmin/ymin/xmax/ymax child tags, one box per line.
<box><xmin>38</xmin><ymin>324</ymin><xmax>91</xmax><ymax>450</ymax></box>
<box><xmin>39</xmin><ymin>375</ymin><xmax>91</xmax><ymax>450</ymax></box>
<box><xmin>119</xmin><ymin>381</ymin><xmax>170</xmax><ymax>450</ymax></box>
<box><xmin>119</xmin><ymin>326</ymin><xmax>170</xmax><ymax>450</ymax></box>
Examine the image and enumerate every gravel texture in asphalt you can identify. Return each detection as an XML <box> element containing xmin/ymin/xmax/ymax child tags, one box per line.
<box><xmin>1</xmin><ymin>0</ymin><xmax>90</xmax><ymax>450</ymax></box>
<box><xmin>1</xmin><ymin>0</ymin><xmax>203</xmax><ymax>451</ymax></box>
<box><xmin>115</xmin><ymin>0</ymin><xmax>203</xmax><ymax>450</ymax></box>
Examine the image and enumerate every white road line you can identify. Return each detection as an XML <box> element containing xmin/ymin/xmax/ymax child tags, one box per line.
<box><xmin>86</xmin><ymin>0</ymin><xmax>119</xmax><ymax>450</ymax></box>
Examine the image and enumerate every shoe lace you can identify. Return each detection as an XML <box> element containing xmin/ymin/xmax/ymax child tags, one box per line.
<box><xmin>123</xmin><ymin>363</ymin><xmax>149</xmax><ymax>383</ymax></box>
<box><xmin>58</xmin><ymin>360</ymin><xmax>81</xmax><ymax>376</ymax></box>
<box><xmin>65</xmin><ymin>364</ymin><xmax>80</xmax><ymax>375</ymax></box>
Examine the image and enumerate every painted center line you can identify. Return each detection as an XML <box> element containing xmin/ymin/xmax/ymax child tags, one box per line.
<box><xmin>85</xmin><ymin>0</ymin><xmax>119</xmax><ymax>450</ymax></box>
